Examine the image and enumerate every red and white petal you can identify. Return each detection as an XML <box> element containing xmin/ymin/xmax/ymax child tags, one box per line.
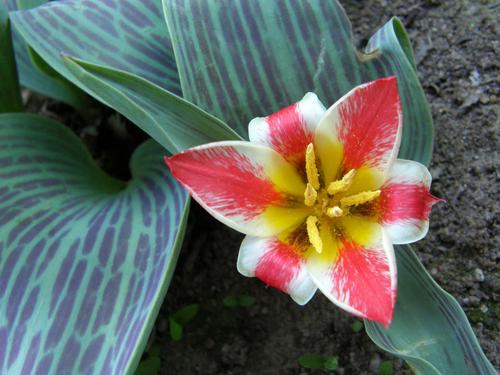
<box><xmin>306</xmin><ymin>229</ymin><xmax>397</xmax><ymax>327</ymax></box>
<box><xmin>166</xmin><ymin>141</ymin><xmax>309</xmax><ymax>237</ymax></box>
<box><xmin>249</xmin><ymin>93</ymin><xmax>326</xmax><ymax>167</ymax></box>
<box><xmin>379</xmin><ymin>159</ymin><xmax>442</xmax><ymax>244</ymax></box>
<box><xmin>237</xmin><ymin>232</ymin><xmax>317</xmax><ymax>305</ymax></box>
<box><xmin>314</xmin><ymin>77</ymin><xmax>402</xmax><ymax>181</ymax></box>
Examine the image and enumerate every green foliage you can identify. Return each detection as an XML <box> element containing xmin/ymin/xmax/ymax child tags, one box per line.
<box><xmin>379</xmin><ymin>361</ymin><xmax>393</xmax><ymax>375</ymax></box>
<box><xmin>350</xmin><ymin>320</ymin><xmax>364</xmax><ymax>333</ymax></box>
<box><xmin>364</xmin><ymin>246</ymin><xmax>496</xmax><ymax>374</ymax></box>
<box><xmin>223</xmin><ymin>295</ymin><xmax>256</xmax><ymax>308</ymax></box>
<box><xmin>163</xmin><ymin>0</ymin><xmax>433</xmax><ymax>165</ymax></box>
<box><xmin>61</xmin><ymin>57</ymin><xmax>242</xmax><ymax>153</ymax></box>
<box><xmin>134</xmin><ymin>345</ymin><xmax>162</xmax><ymax>375</ymax></box>
<box><xmin>134</xmin><ymin>357</ymin><xmax>161</xmax><ymax>375</ymax></box>
<box><xmin>0</xmin><ymin>113</ymin><xmax>190</xmax><ymax>374</ymax></box>
<box><xmin>169</xmin><ymin>304</ymin><xmax>200</xmax><ymax>341</ymax></box>
<box><xmin>298</xmin><ymin>354</ymin><xmax>338</xmax><ymax>371</ymax></box>
<box><xmin>5</xmin><ymin>0</ymin><xmax>88</xmax><ymax>109</ymax></box>
<box><xmin>5</xmin><ymin>1</ymin><xmax>495</xmax><ymax>373</ymax></box>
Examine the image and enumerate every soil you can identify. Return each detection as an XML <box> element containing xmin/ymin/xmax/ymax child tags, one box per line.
<box><xmin>25</xmin><ymin>0</ymin><xmax>499</xmax><ymax>374</ymax></box>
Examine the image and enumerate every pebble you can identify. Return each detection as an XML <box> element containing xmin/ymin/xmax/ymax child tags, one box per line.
<box><xmin>480</xmin><ymin>304</ymin><xmax>488</xmax><ymax>313</ymax></box>
<box><xmin>369</xmin><ymin>353</ymin><xmax>381</xmax><ymax>373</ymax></box>
<box><xmin>474</xmin><ymin>268</ymin><xmax>485</xmax><ymax>282</ymax></box>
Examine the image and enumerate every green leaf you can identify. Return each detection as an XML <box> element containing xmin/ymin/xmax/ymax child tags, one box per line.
<box><xmin>323</xmin><ymin>356</ymin><xmax>339</xmax><ymax>371</ymax></box>
<box><xmin>0</xmin><ymin>113</ymin><xmax>189</xmax><ymax>374</ymax></box>
<box><xmin>379</xmin><ymin>361</ymin><xmax>393</xmax><ymax>375</ymax></box>
<box><xmin>171</xmin><ymin>304</ymin><xmax>199</xmax><ymax>326</ymax></box>
<box><xmin>238</xmin><ymin>295</ymin><xmax>256</xmax><ymax>307</ymax></box>
<box><xmin>0</xmin><ymin>1</ymin><xmax>22</xmax><ymax>112</ymax></box>
<box><xmin>164</xmin><ymin>0</ymin><xmax>433</xmax><ymax>165</ymax></box>
<box><xmin>169</xmin><ymin>317</ymin><xmax>183</xmax><ymax>341</ymax></box>
<box><xmin>10</xmin><ymin>0</ymin><xmax>181</xmax><ymax>95</ymax></box>
<box><xmin>223</xmin><ymin>296</ymin><xmax>239</xmax><ymax>308</ymax></box>
<box><xmin>5</xmin><ymin>0</ymin><xmax>89</xmax><ymax>110</ymax></box>
<box><xmin>364</xmin><ymin>246</ymin><xmax>496</xmax><ymax>375</ymax></box>
<box><xmin>350</xmin><ymin>320</ymin><xmax>364</xmax><ymax>333</ymax></box>
<box><xmin>61</xmin><ymin>56</ymin><xmax>242</xmax><ymax>153</ymax></box>
<box><xmin>298</xmin><ymin>354</ymin><xmax>324</xmax><ymax>370</ymax></box>
<box><xmin>134</xmin><ymin>356</ymin><xmax>161</xmax><ymax>375</ymax></box>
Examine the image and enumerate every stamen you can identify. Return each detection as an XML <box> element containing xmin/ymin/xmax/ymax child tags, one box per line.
<box><xmin>305</xmin><ymin>143</ymin><xmax>320</xmax><ymax>190</ymax></box>
<box><xmin>326</xmin><ymin>206</ymin><xmax>344</xmax><ymax>217</ymax></box>
<box><xmin>340</xmin><ymin>190</ymin><xmax>381</xmax><ymax>208</ymax></box>
<box><xmin>304</xmin><ymin>183</ymin><xmax>318</xmax><ymax>207</ymax></box>
<box><xmin>306</xmin><ymin>216</ymin><xmax>322</xmax><ymax>253</ymax></box>
<box><xmin>327</xmin><ymin>169</ymin><xmax>356</xmax><ymax>195</ymax></box>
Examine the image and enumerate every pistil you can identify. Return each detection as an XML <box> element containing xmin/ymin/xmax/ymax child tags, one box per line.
<box><xmin>326</xmin><ymin>206</ymin><xmax>344</xmax><ymax>218</ymax></box>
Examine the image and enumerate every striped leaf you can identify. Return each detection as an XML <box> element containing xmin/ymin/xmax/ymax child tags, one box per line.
<box><xmin>0</xmin><ymin>113</ymin><xmax>189</xmax><ymax>374</ymax></box>
<box><xmin>364</xmin><ymin>246</ymin><xmax>496</xmax><ymax>374</ymax></box>
<box><xmin>4</xmin><ymin>0</ymin><xmax>89</xmax><ymax>109</ymax></box>
<box><xmin>61</xmin><ymin>56</ymin><xmax>242</xmax><ymax>153</ymax></box>
<box><xmin>163</xmin><ymin>0</ymin><xmax>433</xmax><ymax>165</ymax></box>
<box><xmin>10</xmin><ymin>0</ymin><xmax>181</xmax><ymax>96</ymax></box>
<box><xmin>0</xmin><ymin>1</ymin><xmax>22</xmax><ymax>112</ymax></box>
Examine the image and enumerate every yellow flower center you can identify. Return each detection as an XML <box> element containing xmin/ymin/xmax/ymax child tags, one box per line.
<box><xmin>303</xmin><ymin>143</ymin><xmax>380</xmax><ymax>253</ymax></box>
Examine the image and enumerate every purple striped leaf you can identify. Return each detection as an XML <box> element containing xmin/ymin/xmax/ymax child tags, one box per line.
<box><xmin>0</xmin><ymin>113</ymin><xmax>189</xmax><ymax>374</ymax></box>
<box><xmin>10</xmin><ymin>0</ymin><xmax>180</xmax><ymax>98</ymax></box>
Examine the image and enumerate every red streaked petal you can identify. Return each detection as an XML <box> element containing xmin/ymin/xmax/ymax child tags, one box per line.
<box><xmin>237</xmin><ymin>226</ymin><xmax>316</xmax><ymax>305</ymax></box>
<box><xmin>378</xmin><ymin>159</ymin><xmax>442</xmax><ymax>244</ymax></box>
<box><xmin>307</xmin><ymin>229</ymin><xmax>397</xmax><ymax>327</ymax></box>
<box><xmin>166</xmin><ymin>141</ymin><xmax>308</xmax><ymax>236</ymax></box>
<box><xmin>315</xmin><ymin>77</ymin><xmax>402</xmax><ymax>179</ymax></box>
<box><xmin>249</xmin><ymin>92</ymin><xmax>325</xmax><ymax>167</ymax></box>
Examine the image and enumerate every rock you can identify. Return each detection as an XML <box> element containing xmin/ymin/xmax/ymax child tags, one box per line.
<box><xmin>474</xmin><ymin>268</ymin><xmax>485</xmax><ymax>282</ymax></box>
<box><xmin>369</xmin><ymin>353</ymin><xmax>381</xmax><ymax>373</ymax></box>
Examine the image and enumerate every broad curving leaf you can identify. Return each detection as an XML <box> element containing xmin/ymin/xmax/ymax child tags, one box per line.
<box><xmin>10</xmin><ymin>0</ymin><xmax>181</xmax><ymax>95</ymax></box>
<box><xmin>163</xmin><ymin>0</ymin><xmax>433</xmax><ymax>165</ymax></box>
<box><xmin>61</xmin><ymin>56</ymin><xmax>242</xmax><ymax>153</ymax></box>
<box><xmin>364</xmin><ymin>246</ymin><xmax>496</xmax><ymax>375</ymax></box>
<box><xmin>0</xmin><ymin>1</ymin><xmax>22</xmax><ymax>112</ymax></box>
<box><xmin>0</xmin><ymin>113</ymin><xmax>189</xmax><ymax>374</ymax></box>
<box><xmin>4</xmin><ymin>0</ymin><xmax>89</xmax><ymax>109</ymax></box>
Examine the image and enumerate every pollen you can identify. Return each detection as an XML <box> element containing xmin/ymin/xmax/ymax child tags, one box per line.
<box><xmin>306</xmin><ymin>215</ymin><xmax>322</xmax><ymax>253</ymax></box>
<box><xmin>305</xmin><ymin>143</ymin><xmax>320</xmax><ymax>190</ymax></box>
<box><xmin>304</xmin><ymin>183</ymin><xmax>318</xmax><ymax>207</ymax></box>
<box><xmin>340</xmin><ymin>190</ymin><xmax>381</xmax><ymax>208</ymax></box>
<box><xmin>327</xmin><ymin>169</ymin><xmax>356</xmax><ymax>195</ymax></box>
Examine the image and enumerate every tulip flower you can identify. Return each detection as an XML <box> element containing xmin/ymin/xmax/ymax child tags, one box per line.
<box><xmin>166</xmin><ymin>77</ymin><xmax>439</xmax><ymax>326</ymax></box>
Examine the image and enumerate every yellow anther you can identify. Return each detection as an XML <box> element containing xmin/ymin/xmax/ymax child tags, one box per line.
<box><xmin>306</xmin><ymin>216</ymin><xmax>322</xmax><ymax>253</ymax></box>
<box><xmin>326</xmin><ymin>206</ymin><xmax>344</xmax><ymax>218</ymax></box>
<box><xmin>340</xmin><ymin>190</ymin><xmax>381</xmax><ymax>208</ymax></box>
<box><xmin>304</xmin><ymin>183</ymin><xmax>318</xmax><ymax>207</ymax></box>
<box><xmin>305</xmin><ymin>143</ymin><xmax>320</xmax><ymax>190</ymax></box>
<box><xmin>327</xmin><ymin>169</ymin><xmax>356</xmax><ymax>195</ymax></box>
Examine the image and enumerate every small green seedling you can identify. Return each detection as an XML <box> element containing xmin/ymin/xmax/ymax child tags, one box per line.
<box><xmin>134</xmin><ymin>345</ymin><xmax>161</xmax><ymax>375</ymax></box>
<box><xmin>350</xmin><ymin>320</ymin><xmax>364</xmax><ymax>333</ymax></box>
<box><xmin>169</xmin><ymin>304</ymin><xmax>199</xmax><ymax>341</ymax></box>
<box><xmin>223</xmin><ymin>295</ymin><xmax>256</xmax><ymax>308</ymax></box>
<box><xmin>298</xmin><ymin>354</ymin><xmax>338</xmax><ymax>371</ymax></box>
<box><xmin>379</xmin><ymin>360</ymin><xmax>394</xmax><ymax>375</ymax></box>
